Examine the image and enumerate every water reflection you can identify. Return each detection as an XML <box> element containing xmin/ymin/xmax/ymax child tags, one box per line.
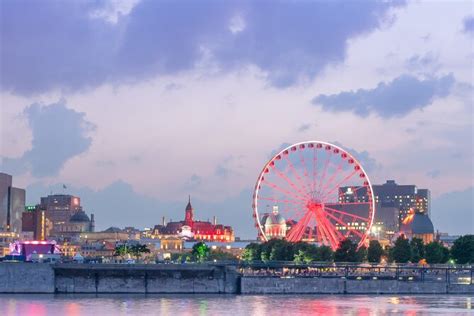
<box><xmin>0</xmin><ymin>294</ymin><xmax>472</xmax><ymax>316</ymax></box>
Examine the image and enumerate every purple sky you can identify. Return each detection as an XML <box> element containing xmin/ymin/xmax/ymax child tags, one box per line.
<box><xmin>1</xmin><ymin>0</ymin><xmax>472</xmax><ymax>238</ymax></box>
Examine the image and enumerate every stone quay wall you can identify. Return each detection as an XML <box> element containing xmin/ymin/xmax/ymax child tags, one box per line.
<box><xmin>54</xmin><ymin>263</ymin><xmax>239</xmax><ymax>294</ymax></box>
<box><xmin>0</xmin><ymin>262</ymin><xmax>55</xmax><ymax>293</ymax></box>
<box><xmin>0</xmin><ymin>263</ymin><xmax>473</xmax><ymax>294</ymax></box>
<box><xmin>0</xmin><ymin>263</ymin><xmax>239</xmax><ymax>294</ymax></box>
<box><xmin>240</xmin><ymin>276</ymin><xmax>474</xmax><ymax>294</ymax></box>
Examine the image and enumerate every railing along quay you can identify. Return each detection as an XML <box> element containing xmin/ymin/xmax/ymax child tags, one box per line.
<box><xmin>237</xmin><ymin>262</ymin><xmax>473</xmax><ymax>285</ymax></box>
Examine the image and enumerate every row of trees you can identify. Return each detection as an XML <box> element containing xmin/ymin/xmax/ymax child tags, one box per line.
<box><xmin>172</xmin><ymin>242</ymin><xmax>238</xmax><ymax>263</ymax></box>
<box><xmin>241</xmin><ymin>235</ymin><xmax>474</xmax><ymax>264</ymax></box>
<box><xmin>386</xmin><ymin>235</ymin><xmax>472</xmax><ymax>264</ymax></box>
<box><xmin>114</xmin><ymin>244</ymin><xmax>150</xmax><ymax>260</ymax></box>
<box><xmin>113</xmin><ymin>235</ymin><xmax>473</xmax><ymax>264</ymax></box>
<box><xmin>242</xmin><ymin>239</ymin><xmax>334</xmax><ymax>263</ymax></box>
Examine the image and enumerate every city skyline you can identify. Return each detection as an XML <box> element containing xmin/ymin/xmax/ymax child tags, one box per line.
<box><xmin>19</xmin><ymin>176</ymin><xmax>470</xmax><ymax>239</ymax></box>
<box><xmin>1</xmin><ymin>1</ymin><xmax>473</xmax><ymax>238</ymax></box>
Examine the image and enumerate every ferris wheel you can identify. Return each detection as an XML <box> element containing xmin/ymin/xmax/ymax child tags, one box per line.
<box><xmin>252</xmin><ymin>141</ymin><xmax>375</xmax><ymax>250</ymax></box>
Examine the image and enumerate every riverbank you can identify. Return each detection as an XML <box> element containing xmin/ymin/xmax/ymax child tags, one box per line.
<box><xmin>0</xmin><ymin>263</ymin><xmax>472</xmax><ymax>294</ymax></box>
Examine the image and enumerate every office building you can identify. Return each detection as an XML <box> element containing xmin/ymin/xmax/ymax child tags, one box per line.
<box><xmin>0</xmin><ymin>173</ymin><xmax>25</xmax><ymax>234</ymax></box>
<box><xmin>339</xmin><ymin>180</ymin><xmax>431</xmax><ymax>226</ymax></box>
<box><xmin>37</xmin><ymin>194</ymin><xmax>94</xmax><ymax>237</ymax></box>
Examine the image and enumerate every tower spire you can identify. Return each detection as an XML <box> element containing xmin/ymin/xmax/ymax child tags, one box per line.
<box><xmin>185</xmin><ymin>195</ymin><xmax>194</xmax><ymax>227</ymax></box>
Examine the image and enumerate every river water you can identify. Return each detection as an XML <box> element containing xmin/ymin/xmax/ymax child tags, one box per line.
<box><xmin>0</xmin><ymin>294</ymin><xmax>472</xmax><ymax>315</ymax></box>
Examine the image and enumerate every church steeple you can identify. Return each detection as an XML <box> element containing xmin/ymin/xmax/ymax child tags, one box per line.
<box><xmin>185</xmin><ymin>195</ymin><xmax>194</xmax><ymax>226</ymax></box>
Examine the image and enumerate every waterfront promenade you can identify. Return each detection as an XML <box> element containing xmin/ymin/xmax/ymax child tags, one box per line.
<box><xmin>0</xmin><ymin>262</ymin><xmax>472</xmax><ymax>295</ymax></box>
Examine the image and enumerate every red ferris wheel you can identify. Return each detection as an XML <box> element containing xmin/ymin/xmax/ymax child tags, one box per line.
<box><xmin>252</xmin><ymin>141</ymin><xmax>375</xmax><ymax>250</ymax></box>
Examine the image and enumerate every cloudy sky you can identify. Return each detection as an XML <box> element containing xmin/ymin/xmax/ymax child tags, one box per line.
<box><xmin>1</xmin><ymin>0</ymin><xmax>472</xmax><ymax>238</ymax></box>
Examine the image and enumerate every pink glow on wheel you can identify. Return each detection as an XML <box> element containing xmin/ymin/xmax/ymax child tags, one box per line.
<box><xmin>252</xmin><ymin>141</ymin><xmax>375</xmax><ymax>250</ymax></box>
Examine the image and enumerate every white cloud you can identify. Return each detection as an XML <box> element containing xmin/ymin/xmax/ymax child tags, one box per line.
<box><xmin>89</xmin><ymin>0</ymin><xmax>141</xmax><ymax>24</ymax></box>
<box><xmin>229</xmin><ymin>14</ymin><xmax>246</xmax><ymax>34</ymax></box>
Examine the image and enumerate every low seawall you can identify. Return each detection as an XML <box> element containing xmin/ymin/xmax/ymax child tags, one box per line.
<box><xmin>0</xmin><ymin>263</ymin><xmax>473</xmax><ymax>294</ymax></box>
<box><xmin>0</xmin><ymin>263</ymin><xmax>54</xmax><ymax>293</ymax></box>
<box><xmin>54</xmin><ymin>264</ymin><xmax>239</xmax><ymax>294</ymax></box>
<box><xmin>240</xmin><ymin>276</ymin><xmax>474</xmax><ymax>294</ymax></box>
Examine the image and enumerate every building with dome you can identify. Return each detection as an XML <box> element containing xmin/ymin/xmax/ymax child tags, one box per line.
<box><xmin>154</xmin><ymin>197</ymin><xmax>234</xmax><ymax>242</ymax></box>
<box><xmin>261</xmin><ymin>206</ymin><xmax>287</xmax><ymax>239</ymax></box>
<box><xmin>55</xmin><ymin>210</ymin><xmax>95</xmax><ymax>236</ymax></box>
<box><xmin>399</xmin><ymin>208</ymin><xmax>434</xmax><ymax>244</ymax></box>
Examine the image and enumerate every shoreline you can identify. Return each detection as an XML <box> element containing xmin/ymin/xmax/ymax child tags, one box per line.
<box><xmin>1</xmin><ymin>263</ymin><xmax>472</xmax><ymax>295</ymax></box>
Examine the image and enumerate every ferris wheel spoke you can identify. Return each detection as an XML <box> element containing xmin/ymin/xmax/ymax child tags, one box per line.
<box><xmin>254</xmin><ymin>141</ymin><xmax>374</xmax><ymax>247</ymax></box>
<box><xmin>308</xmin><ymin>221</ymin><xmax>314</xmax><ymax>240</ymax></box>
<box><xmin>324</xmin><ymin>205</ymin><xmax>370</xmax><ymax>222</ymax></box>
<box><xmin>272</xmin><ymin>165</ymin><xmax>312</xmax><ymax>200</ymax></box>
<box><xmin>351</xmin><ymin>185</ymin><xmax>369</xmax><ymax>201</ymax></box>
<box><xmin>258</xmin><ymin>196</ymin><xmax>306</xmax><ymax>207</ymax></box>
<box><xmin>314</xmin><ymin>218</ymin><xmax>323</xmax><ymax>244</ymax></box>
<box><xmin>323</xmin><ymin>210</ymin><xmax>365</xmax><ymax>239</ymax></box>
<box><xmin>283</xmin><ymin>155</ymin><xmax>311</xmax><ymax>195</ymax></box>
<box><xmin>314</xmin><ymin>211</ymin><xmax>331</xmax><ymax>247</ymax></box>
<box><xmin>322</xmin><ymin>212</ymin><xmax>346</xmax><ymax>242</ymax></box>
<box><xmin>279</xmin><ymin>205</ymin><xmax>306</xmax><ymax>218</ymax></box>
<box><xmin>297</xmin><ymin>148</ymin><xmax>314</xmax><ymax>192</ymax></box>
<box><xmin>319</xmin><ymin>188</ymin><xmax>340</xmax><ymax>204</ymax></box>
<box><xmin>315</xmin><ymin>209</ymin><xmax>342</xmax><ymax>249</ymax></box>
<box><xmin>260</xmin><ymin>201</ymin><xmax>306</xmax><ymax>219</ymax></box>
<box><xmin>319</xmin><ymin>169</ymin><xmax>359</xmax><ymax>203</ymax></box>
<box><xmin>340</xmin><ymin>185</ymin><xmax>370</xmax><ymax>202</ymax></box>
<box><xmin>318</xmin><ymin>159</ymin><xmax>346</xmax><ymax>200</ymax></box>
<box><xmin>326</xmin><ymin>201</ymin><xmax>371</xmax><ymax>206</ymax></box>
<box><xmin>297</xmin><ymin>212</ymin><xmax>313</xmax><ymax>241</ymax></box>
<box><xmin>312</xmin><ymin>147</ymin><xmax>318</xmax><ymax>194</ymax></box>
<box><xmin>261</xmin><ymin>179</ymin><xmax>309</xmax><ymax>202</ymax></box>
<box><xmin>286</xmin><ymin>210</ymin><xmax>311</xmax><ymax>242</ymax></box>
<box><xmin>316</xmin><ymin>150</ymin><xmax>332</xmax><ymax>198</ymax></box>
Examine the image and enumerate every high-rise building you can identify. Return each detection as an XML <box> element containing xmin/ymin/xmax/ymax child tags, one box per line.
<box><xmin>339</xmin><ymin>180</ymin><xmax>431</xmax><ymax>227</ymax></box>
<box><xmin>416</xmin><ymin>189</ymin><xmax>431</xmax><ymax>216</ymax></box>
<box><xmin>36</xmin><ymin>194</ymin><xmax>94</xmax><ymax>238</ymax></box>
<box><xmin>0</xmin><ymin>173</ymin><xmax>25</xmax><ymax>234</ymax></box>
<box><xmin>0</xmin><ymin>173</ymin><xmax>12</xmax><ymax>231</ymax></box>
<box><xmin>39</xmin><ymin>194</ymin><xmax>82</xmax><ymax>231</ymax></box>
<box><xmin>22</xmin><ymin>205</ymin><xmax>52</xmax><ymax>241</ymax></box>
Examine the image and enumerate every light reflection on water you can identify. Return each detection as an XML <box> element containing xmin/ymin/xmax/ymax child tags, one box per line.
<box><xmin>0</xmin><ymin>294</ymin><xmax>472</xmax><ymax>316</ymax></box>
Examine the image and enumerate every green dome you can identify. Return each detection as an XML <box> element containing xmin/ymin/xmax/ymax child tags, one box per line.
<box><xmin>401</xmin><ymin>213</ymin><xmax>434</xmax><ymax>234</ymax></box>
<box><xmin>265</xmin><ymin>213</ymin><xmax>286</xmax><ymax>226</ymax></box>
<box><xmin>70</xmin><ymin>210</ymin><xmax>90</xmax><ymax>222</ymax></box>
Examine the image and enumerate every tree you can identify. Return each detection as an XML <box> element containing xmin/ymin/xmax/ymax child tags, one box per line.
<box><xmin>259</xmin><ymin>239</ymin><xmax>293</xmax><ymax>262</ymax></box>
<box><xmin>367</xmin><ymin>240</ymin><xmax>383</xmax><ymax>263</ymax></box>
<box><xmin>293</xmin><ymin>242</ymin><xmax>318</xmax><ymax>264</ymax></box>
<box><xmin>192</xmin><ymin>242</ymin><xmax>210</xmax><ymax>262</ymax></box>
<box><xmin>114</xmin><ymin>244</ymin><xmax>129</xmax><ymax>259</ymax></box>
<box><xmin>242</xmin><ymin>243</ymin><xmax>262</xmax><ymax>262</ymax></box>
<box><xmin>410</xmin><ymin>238</ymin><xmax>425</xmax><ymax>263</ymax></box>
<box><xmin>129</xmin><ymin>244</ymin><xmax>150</xmax><ymax>261</ymax></box>
<box><xmin>334</xmin><ymin>238</ymin><xmax>358</xmax><ymax>262</ymax></box>
<box><xmin>315</xmin><ymin>245</ymin><xmax>333</xmax><ymax>262</ymax></box>
<box><xmin>356</xmin><ymin>245</ymin><xmax>367</xmax><ymax>262</ymax></box>
<box><xmin>208</xmin><ymin>249</ymin><xmax>238</xmax><ymax>262</ymax></box>
<box><xmin>450</xmin><ymin>235</ymin><xmax>474</xmax><ymax>264</ymax></box>
<box><xmin>171</xmin><ymin>253</ymin><xmax>192</xmax><ymax>263</ymax></box>
<box><xmin>269</xmin><ymin>239</ymin><xmax>294</xmax><ymax>261</ymax></box>
<box><xmin>425</xmin><ymin>241</ymin><xmax>449</xmax><ymax>264</ymax></box>
<box><xmin>390</xmin><ymin>236</ymin><xmax>411</xmax><ymax>263</ymax></box>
